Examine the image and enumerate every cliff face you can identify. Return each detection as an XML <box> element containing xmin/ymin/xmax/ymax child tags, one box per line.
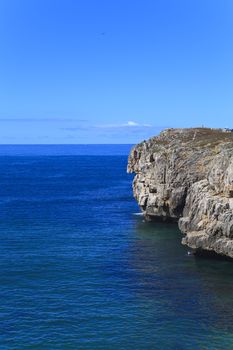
<box><xmin>127</xmin><ymin>128</ymin><xmax>233</xmax><ymax>258</ymax></box>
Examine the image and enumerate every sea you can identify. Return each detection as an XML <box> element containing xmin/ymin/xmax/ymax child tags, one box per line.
<box><xmin>1</xmin><ymin>145</ymin><xmax>233</xmax><ymax>350</ymax></box>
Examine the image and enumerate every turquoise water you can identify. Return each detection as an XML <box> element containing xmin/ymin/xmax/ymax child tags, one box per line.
<box><xmin>1</xmin><ymin>146</ymin><xmax>233</xmax><ymax>349</ymax></box>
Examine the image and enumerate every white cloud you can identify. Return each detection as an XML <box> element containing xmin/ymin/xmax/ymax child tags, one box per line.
<box><xmin>127</xmin><ymin>121</ymin><xmax>139</xmax><ymax>126</ymax></box>
<box><xmin>96</xmin><ymin>121</ymin><xmax>152</xmax><ymax>128</ymax></box>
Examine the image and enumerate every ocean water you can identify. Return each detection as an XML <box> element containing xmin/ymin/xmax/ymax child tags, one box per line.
<box><xmin>1</xmin><ymin>145</ymin><xmax>233</xmax><ymax>349</ymax></box>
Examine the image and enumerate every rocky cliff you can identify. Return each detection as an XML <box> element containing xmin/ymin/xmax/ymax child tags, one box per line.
<box><xmin>127</xmin><ymin>128</ymin><xmax>233</xmax><ymax>258</ymax></box>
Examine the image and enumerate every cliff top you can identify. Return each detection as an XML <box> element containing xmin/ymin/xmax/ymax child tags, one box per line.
<box><xmin>137</xmin><ymin>128</ymin><xmax>233</xmax><ymax>152</ymax></box>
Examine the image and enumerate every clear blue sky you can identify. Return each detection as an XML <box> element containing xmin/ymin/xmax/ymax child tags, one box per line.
<box><xmin>0</xmin><ymin>0</ymin><xmax>233</xmax><ymax>144</ymax></box>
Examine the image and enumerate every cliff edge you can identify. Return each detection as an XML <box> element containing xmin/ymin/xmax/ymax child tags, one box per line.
<box><xmin>127</xmin><ymin>128</ymin><xmax>233</xmax><ymax>258</ymax></box>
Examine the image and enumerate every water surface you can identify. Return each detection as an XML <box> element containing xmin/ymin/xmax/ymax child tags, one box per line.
<box><xmin>0</xmin><ymin>146</ymin><xmax>233</xmax><ymax>349</ymax></box>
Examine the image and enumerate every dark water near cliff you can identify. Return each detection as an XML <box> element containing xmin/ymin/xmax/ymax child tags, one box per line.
<box><xmin>1</xmin><ymin>145</ymin><xmax>233</xmax><ymax>349</ymax></box>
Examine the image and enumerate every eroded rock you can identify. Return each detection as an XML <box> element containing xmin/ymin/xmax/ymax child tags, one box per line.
<box><xmin>127</xmin><ymin>128</ymin><xmax>233</xmax><ymax>258</ymax></box>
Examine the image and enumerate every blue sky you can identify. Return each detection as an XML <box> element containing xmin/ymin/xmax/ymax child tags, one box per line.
<box><xmin>0</xmin><ymin>0</ymin><xmax>233</xmax><ymax>144</ymax></box>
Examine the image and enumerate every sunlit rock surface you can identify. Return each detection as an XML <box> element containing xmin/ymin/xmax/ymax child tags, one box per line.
<box><xmin>128</xmin><ymin>128</ymin><xmax>233</xmax><ymax>258</ymax></box>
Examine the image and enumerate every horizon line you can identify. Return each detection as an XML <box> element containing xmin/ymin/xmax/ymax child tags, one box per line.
<box><xmin>0</xmin><ymin>143</ymin><xmax>135</xmax><ymax>146</ymax></box>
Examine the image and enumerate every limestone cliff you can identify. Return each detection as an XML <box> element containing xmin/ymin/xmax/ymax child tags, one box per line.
<box><xmin>127</xmin><ymin>128</ymin><xmax>233</xmax><ymax>258</ymax></box>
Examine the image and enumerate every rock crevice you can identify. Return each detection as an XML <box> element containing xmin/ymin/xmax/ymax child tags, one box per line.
<box><xmin>127</xmin><ymin>128</ymin><xmax>233</xmax><ymax>258</ymax></box>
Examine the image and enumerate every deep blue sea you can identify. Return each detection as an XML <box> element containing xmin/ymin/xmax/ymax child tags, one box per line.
<box><xmin>1</xmin><ymin>145</ymin><xmax>233</xmax><ymax>350</ymax></box>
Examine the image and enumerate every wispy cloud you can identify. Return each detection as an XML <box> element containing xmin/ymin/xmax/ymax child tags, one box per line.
<box><xmin>0</xmin><ymin>118</ymin><xmax>87</xmax><ymax>122</ymax></box>
<box><xmin>63</xmin><ymin>121</ymin><xmax>170</xmax><ymax>134</ymax></box>
<box><xmin>62</xmin><ymin>121</ymin><xmax>153</xmax><ymax>132</ymax></box>
<box><xmin>95</xmin><ymin>121</ymin><xmax>152</xmax><ymax>128</ymax></box>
